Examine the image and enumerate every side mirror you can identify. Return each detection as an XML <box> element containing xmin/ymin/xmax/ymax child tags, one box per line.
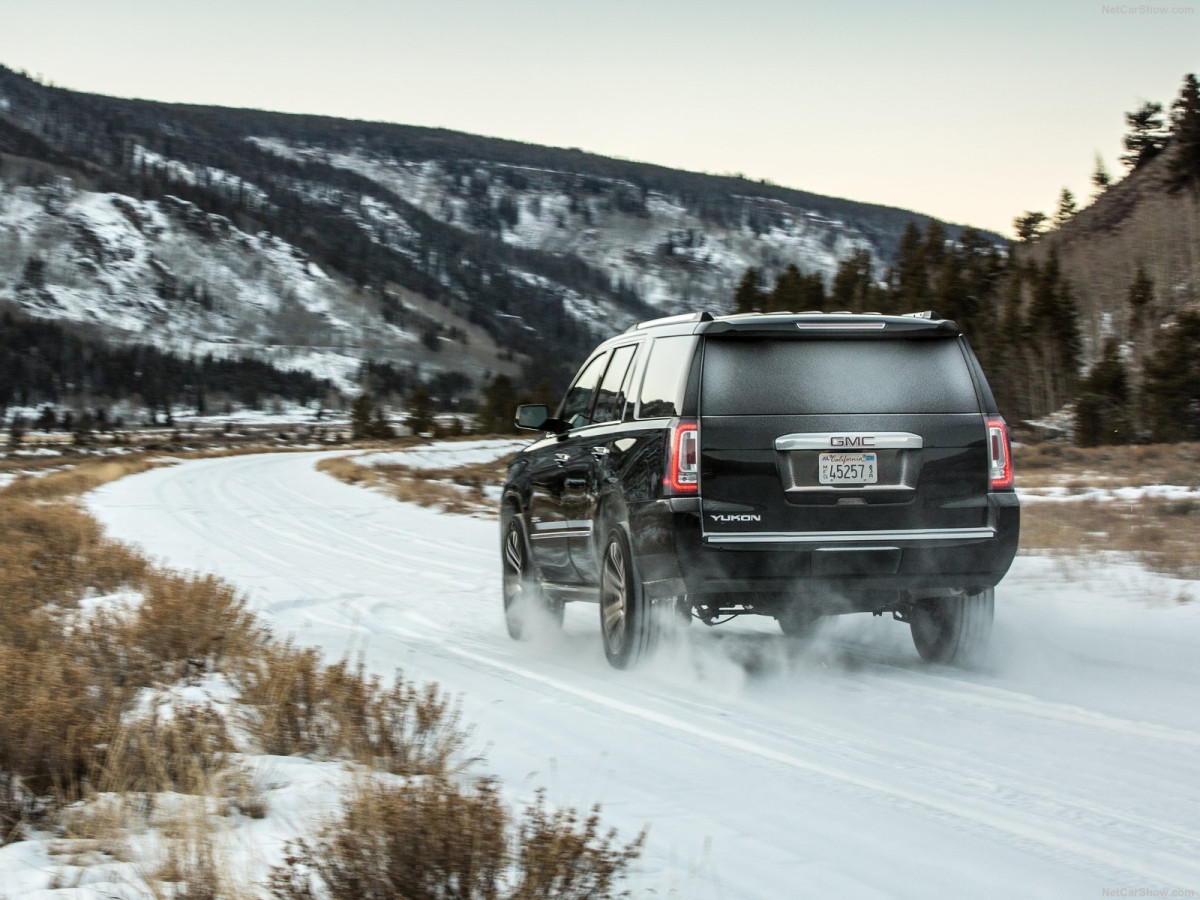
<box><xmin>514</xmin><ymin>404</ymin><xmax>568</xmax><ymax>434</ymax></box>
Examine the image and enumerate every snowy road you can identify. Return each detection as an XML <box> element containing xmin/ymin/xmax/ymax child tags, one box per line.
<box><xmin>87</xmin><ymin>451</ymin><xmax>1200</xmax><ymax>899</ymax></box>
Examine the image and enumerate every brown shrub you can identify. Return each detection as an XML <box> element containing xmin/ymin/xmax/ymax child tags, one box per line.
<box><xmin>317</xmin><ymin>454</ymin><xmax>496</xmax><ymax>516</ymax></box>
<box><xmin>0</xmin><ymin>641</ymin><xmax>123</xmax><ymax>797</ymax></box>
<box><xmin>121</xmin><ymin>572</ymin><xmax>263</xmax><ymax>685</ymax></box>
<box><xmin>269</xmin><ymin>778</ymin><xmax>643</xmax><ymax>900</ymax></box>
<box><xmin>237</xmin><ymin>648</ymin><xmax>468</xmax><ymax>776</ymax></box>
<box><xmin>96</xmin><ymin>705</ymin><xmax>233</xmax><ymax>798</ymax></box>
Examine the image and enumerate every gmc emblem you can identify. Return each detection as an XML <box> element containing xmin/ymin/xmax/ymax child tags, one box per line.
<box><xmin>830</xmin><ymin>435</ymin><xmax>875</xmax><ymax>448</ymax></box>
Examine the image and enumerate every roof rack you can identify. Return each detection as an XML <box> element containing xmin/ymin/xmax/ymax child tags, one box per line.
<box><xmin>902</xmin><ymin>310</ymin><xmax>943</xmax><ymax>320</ymax></box>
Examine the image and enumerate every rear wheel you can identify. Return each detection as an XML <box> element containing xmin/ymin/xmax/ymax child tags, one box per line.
<box><xmin>909</xmin><ymin>587</ymin><xmax>994</xmax><ymax>667</ymax></box>
<box><xmin>501</xmin><ymin>514</ymin><xmax>563</xmax><ymax>640</ymax></box>
<box><xmin>599</xmin><ymin>527</ymin><xmax>672</xmax><ymax>669</ymax></box>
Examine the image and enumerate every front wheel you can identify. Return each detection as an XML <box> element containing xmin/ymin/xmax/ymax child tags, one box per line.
<box><xmin>599</xmin><ymin>528</ymin><xmax>672</xmax><ymax>669</ymax></box>
<box><xmin>501</xmin><ymin>514</ymin><xmax>563</xmax><ymax>640</ymax></box>
<box><xmin>908</xmin><ymin>587</ymin><xmax>994</xmax><ymax>667</ymax></box>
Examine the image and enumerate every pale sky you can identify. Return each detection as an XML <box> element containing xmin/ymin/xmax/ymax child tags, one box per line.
<box><xmin>1</xmin><ymin>0</ymin><xmax>1197</xmax><ymax>235</ymax></box>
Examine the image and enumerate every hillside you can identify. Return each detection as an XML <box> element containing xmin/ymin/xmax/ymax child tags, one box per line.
<box><xmin>0</xmin><ymin>65</ymin><xmax>996</xmax><ymax>408</ymax></box>
<box><xmin>1031</xmin><ymin>150</ymin><xmax>1200</xmax><ymax>363</ymax></box>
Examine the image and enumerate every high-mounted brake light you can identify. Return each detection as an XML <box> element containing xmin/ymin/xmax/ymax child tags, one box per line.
<box><xmin>665</xmin><ymin>420</ymin><xmax>698</xmax><ymax>495</ymax></box>
<box><xmin>987</xmin><ymin>416</ymin><xmax>1013</xmax><ymax>490</ymax></box>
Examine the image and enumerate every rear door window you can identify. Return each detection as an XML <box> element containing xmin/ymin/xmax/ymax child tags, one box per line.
<box><xmin>592</xmin><ymin>344</ymin><xmax>639</xmax><ymax>424</ymax></box>
<box><xmin>701</xmin><ymin>338</ymin><xmax>978</xmax><ymax>415</ymax></box>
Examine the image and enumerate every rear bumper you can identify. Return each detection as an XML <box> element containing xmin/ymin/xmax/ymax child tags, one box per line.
<box><xmin>631</xmin><ymin>492</ymin><xmax>1019</xmax><ymax>605</ymax></box>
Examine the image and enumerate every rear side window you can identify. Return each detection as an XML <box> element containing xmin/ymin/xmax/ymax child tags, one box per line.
<box><xmin>637</xmin><ymin>336</ymin><xmax>693</xmax><ymax>418</ymax></box>
<box><xmin>701</xmin><ymin>338</ymin><xmax>979</xmax><ymax>415</ymax></box>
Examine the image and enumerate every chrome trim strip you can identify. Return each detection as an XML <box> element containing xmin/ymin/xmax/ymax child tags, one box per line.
<box><xmin>530</xmin><ymin>520</ymin><xmax>594</xmax><ymax>541</ymax></box>
<box><xmin>704</xmin><ymin>527</ymin><xmax>995</xmax><ymax>545</ymax></box>
<box><xmin>784</xmin><ymin>484</ymin><xmax>915</xmax><ymax>494</ymax></box>
<box><xmin>531</xmin><ymin>530</ymin><xmax>592</xmax><ymax>541</ymax></box>
<box><xmin>775</xmin><ymin>432</ymin><xmax>924</xmax><ymax>451</ymax></box>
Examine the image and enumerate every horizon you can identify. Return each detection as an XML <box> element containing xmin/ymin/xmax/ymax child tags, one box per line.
<box><xmin>1</xmin><ymin>0</ymin><xmax>1198</xmax><ymax>235</ymax></box>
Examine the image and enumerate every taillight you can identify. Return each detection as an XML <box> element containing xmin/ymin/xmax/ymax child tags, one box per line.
<box><xmin>665</xmin><ymin>420</ymin><xmax>698</xmax><ymax>495</ymax></box>
<box><xmin>987</xmin><ymin>416</ymin><xmax>1013</xmax><ymax>490</ymax></box>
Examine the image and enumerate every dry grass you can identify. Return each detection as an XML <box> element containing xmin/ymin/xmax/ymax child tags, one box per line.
<box><xmin>1019</xmin><ymin>495</ymin><xmax>1200</xmax><ymax>578</ymax></box>
<box><xmin>269</xmin><ymin>778</ymin><xmax>644</xmax><ymax>900</ymax></box>
<box><xmin>237</xmin><ymin>647</ymin><xmax>469</xmax><ymax>777</ymax></box>
<box><xmin>0</xmin><ymin>453</ymin><xmax>466</xmax><ymax>843</ymax></box>
<box><xmin>1015</xmin><ymin>442</ymin><xmax>1200</xmax><ymax>578</ymax></box>
<box><xmin>1</xmin><ymin>446</ymin><xmax>643</xmax><ymax>895</ymax></box>
<box><xmin>317</xmin><ymin>444</ymin><xmax>515</xmax><ymax>517</ymax></box>
<box><xmin>1014</xmin><ymin>441</ymin><xmax>1200</xmax><ymax>489</ymax></box>
<box><xmin>317</xmin><ymin>454</ymin><xmax>487</xmax><ymax>514</ymax></box>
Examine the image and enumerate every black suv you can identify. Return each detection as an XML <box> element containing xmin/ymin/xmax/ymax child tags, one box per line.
<box><xmin>500</xmin><ymin>311</ymin><xmax>1019</xmax><ymax>668</ymax></box>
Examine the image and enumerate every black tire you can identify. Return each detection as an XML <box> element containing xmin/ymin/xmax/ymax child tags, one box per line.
<box><xmin>776</xmin><ymin>605</ymin><xmax>821</xmax><ymax>640</ymax></box>
<box><xmin>501</xmin><ymin>513</ymin><xmax>563</xmax><ymax>641</ymax></box>
<box><xmin>599</xmin><ymin>527</ymin><xmax>672</xmax><ymax>669</ymax></box>
<box><xmin>909</xmin><ymin>587</ymin><xmax>994</xmax><ymax>667</ymax></box>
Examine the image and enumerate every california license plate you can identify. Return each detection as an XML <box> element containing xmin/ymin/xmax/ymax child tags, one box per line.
<box><xmin>819</xmin><ymin>452</ymin><xmax>878</xmax><ymax>485</ymax></box>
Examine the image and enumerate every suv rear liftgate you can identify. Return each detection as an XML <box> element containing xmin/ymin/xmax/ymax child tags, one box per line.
<box><xmin>503</xmin><ymin>311</ymin><xmax>1019</xmax><ymax>669</ymax></box>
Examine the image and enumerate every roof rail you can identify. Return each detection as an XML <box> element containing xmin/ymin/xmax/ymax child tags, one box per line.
<box><xmin>629</xmin><ymin>311</ymin><xmax>714</xmax><ymax>331</ymax></box>
<box><xmin>903</xmin><ymin>310</ymin><xmax>943</xmax><ymax>320</ymax></box>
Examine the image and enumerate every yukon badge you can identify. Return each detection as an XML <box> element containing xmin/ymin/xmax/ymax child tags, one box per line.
<box><xmin>710</xmin><ymin>513</ymin><xmax>762</xmax><ymax>523</ymax></box>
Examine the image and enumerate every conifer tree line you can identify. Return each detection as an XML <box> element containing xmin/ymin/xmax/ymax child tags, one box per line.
<box><xmin>725</xmin><ymin>72</ymin><xmax>1200</xmax><ymax>446</ymax></box>
<box><xmin>0</xmin><ymin>309</ymin><xmax>332</xmax><ymax>427</ymax></box>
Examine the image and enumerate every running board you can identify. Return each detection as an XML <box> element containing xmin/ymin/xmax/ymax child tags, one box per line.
<box><xmin>543</xmin><ymin>583</ymin><xmax>600</xmax><ymax>603</ymax></box>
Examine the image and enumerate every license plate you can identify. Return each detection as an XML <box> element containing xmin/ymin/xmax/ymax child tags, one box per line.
<box><xmin>819</xmin><ymin>452</ymin><xmax>877</xmax><ymax>485</ymax></box>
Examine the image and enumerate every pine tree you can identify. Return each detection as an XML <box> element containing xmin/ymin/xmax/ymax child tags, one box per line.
<box><xmin>476</xmin><ymin>375</ymin><xmax>518</xmax><ymax>434</ymax></box>
<box><xmin>1167</xmin><ymin>73</ymin><xmax>1200</xmax><ymax>193</ymax></box>
<box><xmin>1091</xmin><ymin>153</ymin><xmax>1111</xmax><ymax>194</ymax></box>
<box><xmin>831</xmin><ymin>249</ymin><xmax>877</xmax><ymax>313</ymax></box>
<box><xmin>1013</xmin><ymin>211</ymin><xmax>1047</xmax><ymax>243</ymax></box>
<box><xmin>405</xmin><ymin>387</ymin><xmax>434</xmax><ymax>436</ymax></box>
<box><xmin>1054</xmin><ymin>188</ymin><xmax>1076</xmax><ymax>227</ymax></box>
<box><xmin>1126</xmin><ymin>264</ymin><xmax>1155</xmax><ymax>323</ymax></box>
<box><xmin>733</xmin><ymin>267</ymin><xmax>766</xmax><ymax>313</ymax></box>
<box><xmin>1121</xmin><ymin>101</ymin><xmax>1169</xmax><ymax>171</ymax></box>
<box><xmin>887</xmin><ymin>221</ymin><xmax>927</xmax><ymax>313</ymax></box>
<box><xmin>1075</xmin><ymin>338</ymin><xmax>1129</xmax><ymax>446</ymax></box>
<box><xmin>1025</xmin><ymin>250</ymin><xmax>1080</xmax><ymax>413</ymax></box>
<box><xmin>768</xmin><ymin>264</ymin><xmax>806</xmax><ymax>313</ymax></box>
<box><xmin>350</xmin><ymin>393</ymin><xmax>374</xmax><ymax>441</ymax></box>
<box><xmin>1143</xmin><ymin>311</ymin><xmax>1200</xmax><ymax>442</ymax></box>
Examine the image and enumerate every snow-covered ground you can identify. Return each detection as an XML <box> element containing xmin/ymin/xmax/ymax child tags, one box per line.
<box><xmin>358</xmin><ymin>437</ymin><xmax>528</xmax><ymax>470</ymax></box>
<box><xmin>9</xmin><ymin>450</ymin><xmax>1195</xmax><ymax>898</ymax></box>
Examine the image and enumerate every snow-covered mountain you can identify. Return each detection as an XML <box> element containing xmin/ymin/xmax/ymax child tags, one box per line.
<box><xmin>0</xmin><ymin>64</ymin><xmax>997</xmax><ymax>395</ymax></box>
<box><xmin>0</xmin><ymin>178</ymin><xmax>414</xmax><ymax>392</ymax></box>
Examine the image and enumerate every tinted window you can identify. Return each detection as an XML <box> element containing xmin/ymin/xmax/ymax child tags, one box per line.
<box><xmin>559</xmin><ymin>353</ymin><xmax>607</xmax><ymax>429</ymax></box>
<box><xmin>701</xmin><ymin>338</ymin><xmax>978</xmax><ymax>415</ymax></box>
<box><xmin>637</xmin><ymin>336</ymin><xmax>693</xmax><ymax>418</ymax></box>
<box><xmin>593</xmin><ymin>344</ymin><xmax>638</xmax><ymax>424</ymax></box>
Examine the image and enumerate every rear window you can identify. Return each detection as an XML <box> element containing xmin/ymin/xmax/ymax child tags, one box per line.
<box><xmin>701</xmin><ymin>338</ymin><xmax>979</xmax><ymax>415</ymax></box>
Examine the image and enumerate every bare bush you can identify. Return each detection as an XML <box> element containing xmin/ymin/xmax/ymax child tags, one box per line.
<box><xmin>269</xmin><ymin>778</ymin><xmax>643</xmax><ymax>900</ymax></box>
<box><xmin>237</xmin><ymin>648</ymin><xmax>468</xmax><ymax>776</ymax></box>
